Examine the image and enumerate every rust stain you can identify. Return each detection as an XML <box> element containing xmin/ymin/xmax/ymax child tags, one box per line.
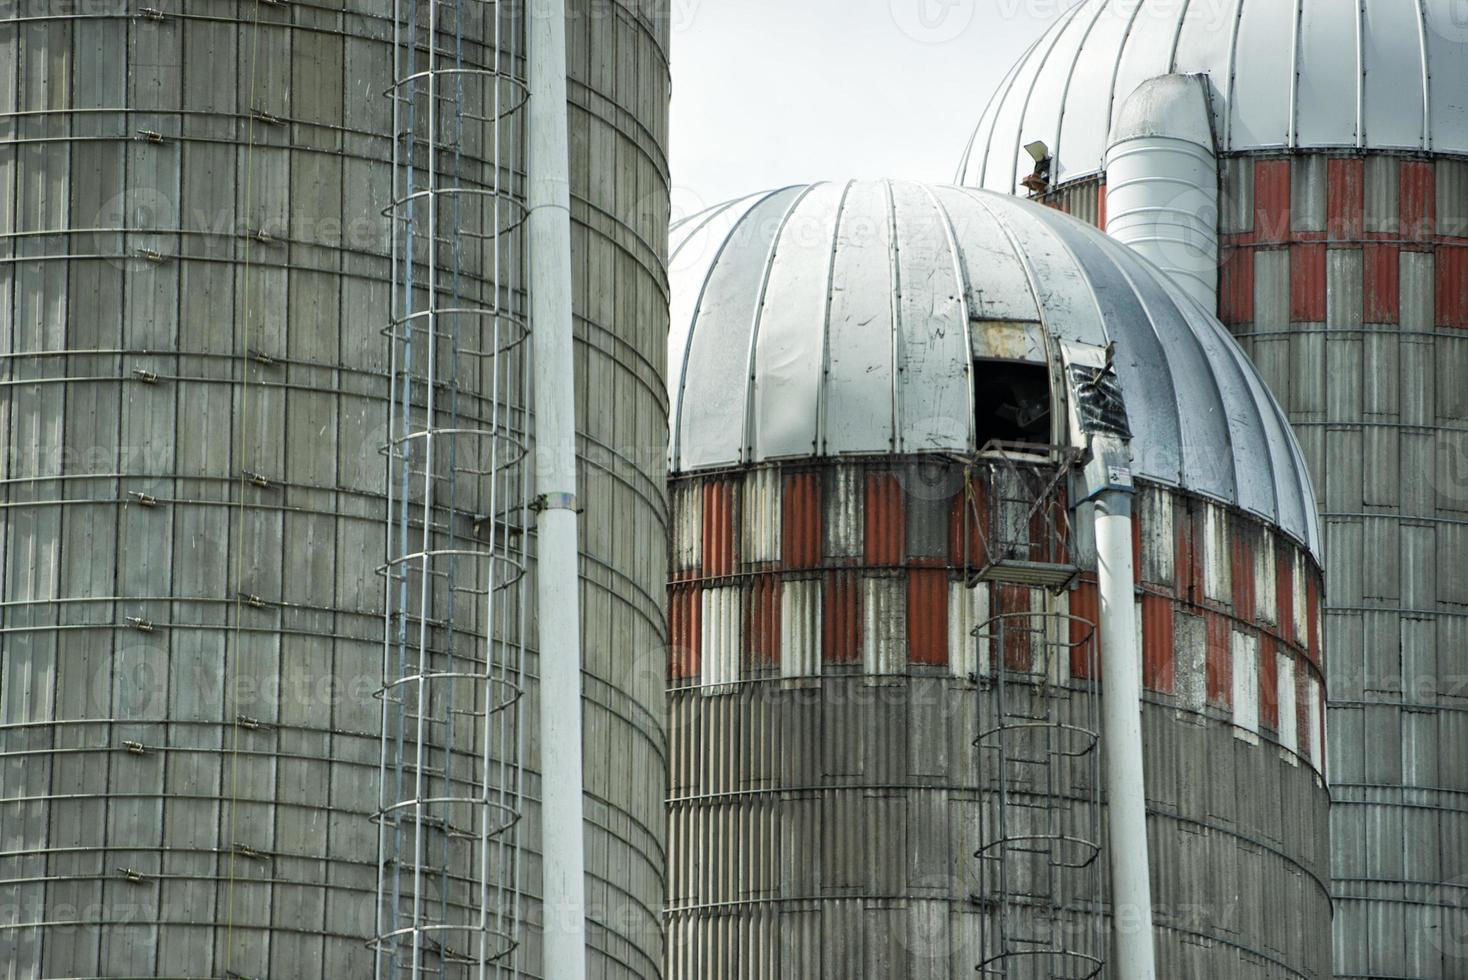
<box><xmin>906</xmin><ymin>569</ymin><xmax>949</xmax><ymax>667</ymax></box>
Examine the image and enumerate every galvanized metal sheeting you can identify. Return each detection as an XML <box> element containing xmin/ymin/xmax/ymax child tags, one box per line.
<box><xmin>958</xmin><ymin>0</ymin><xmax>1468</xmax><ymax>193</ymax></box>
<box><xmin>668</xmin><ymin>180</ymin><xmax>1321</xmax><ymax>558</ymax></box>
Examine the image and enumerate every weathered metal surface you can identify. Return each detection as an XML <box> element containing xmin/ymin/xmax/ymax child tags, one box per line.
<box><xmin>958</xmin><ymin>0</ymin><xmax>1468</xmax><ymax>192</ymax></box>
<box><xmin>669</xmin><ymin>181</ymin><xmax>1321</xmax><ymax>558</ymax></box>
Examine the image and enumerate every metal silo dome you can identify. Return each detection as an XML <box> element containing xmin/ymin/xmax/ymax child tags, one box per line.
<box><xmin>956</xmin><ymin>0</ymin><xmax>1468</xmax><ymax>193</ymax></box>
<box><xmin>668</xmin><ymin>179</ymin><xmax>1321</xmax><ymax>557</ymax></box>
<box><xmin>664</xmin><ymin>180</ymin><xmax>1332</xmax><ymax>979</ymax></box>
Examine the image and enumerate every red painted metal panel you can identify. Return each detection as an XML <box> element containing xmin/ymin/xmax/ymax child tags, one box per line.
<box><xmin>702</xmin><ymin>480</ymin><xmax>736</xmax><ymax>578</ymax></box>
<box><xmin>1438</xmin><ymin>246</ymin><xmax>1468</xmax><ymax>329</ymax></box>
<box><xmin>1363</xmin><ymin>243</ymin><xmax>1401</xmax><ymax>324</ymax></box>
<box><xmin>782</xmin><ymin>472</ymin><xmax>821</xmax><ymax>570</ymax></box>
<box><xmin>746</xmin><ymin>573</ymin><xmax>780</xmax><ymax>668</ymax></box>
<box><xmin>1175</xmin><ymin>502</ymin><xmax>1202</xmax><ymax>603</ymax></box>
<box><xmin>1219</xmin><ymin>248</ymin><xmax>1255</xmax><ymax>324</ymax></box>
<box><xmin>1230</xmin><ymin>525</ymin><xmax>1256</xmax><ymax>619</ymax></box>
<box><xmin>668</xmin><ymin>584</ymin><xmax>701</xmax><ymax>681</ymax></box>
<box><xmin>1259</xmin><ymin>634</ymin><xmax>1279</xmax><ymax>730</ymax></box>
<box><xmin>822</xmin><ymin>569</ymin><xmax>862</xmax><ymax>664</ymax></box>
<box><xmin>1275</xmin><ymin>544</ymin><xmax>1295</xmax><ymax>646</ymax></box>
<box><xmin>1069</xmin><ymin>578</ymin><xmax>1101</xmax><ymax>680</ymax></box>
<box><xmin>1290</xmin><ymin>243</ymin><xmax>1328</xmax><ymax>322</ymax></box>
<box><xmin>907</xmin><ymin>569</ymin><xmax>949</xmax><ymax>667</ymax></box>
<box><xmin>1306</xmin><ymin>574</ymin><xmax>1321</xmax><ymax>668</ymax></box>
<box><xmin>864</xmin><ymin>471</ymin><xmax>905</xmax><ymax>566</ymax></box>
<box><xmin>1254</xmin><ymin>160</ymin><xmax>1292</xmax><ymax>244</ymax></box>
<box><xmin>1141</xmin><ymin>593</ymin><xmax>1175</xmax><ymax>694</ymax></box>
<box><xmin>949</xmin><ymin>475</ymin><xmax>989</xmax><ymax>568</ymax></box>
<box><xmin>997</xmin><ymin>585</ymin><xmax>1032</xmax><ymax>672</ymax></box>
<box><xmin>1327</xmin><ymin>158</ymin><xmax>1365</xmax><ymax>241</ymax></box>
<box><xmin>1206</xmin><ymin>611</ymin><xmax>1231</xmax><ymax>708</ymax></box>
<box><xmin>1401</xmin><ymin>160</ymin><xmax>1436</xmax><ymax>241</ymax></box>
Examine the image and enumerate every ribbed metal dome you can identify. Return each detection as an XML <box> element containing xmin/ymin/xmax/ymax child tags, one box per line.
<box><xmin>668</xmin><ymin>179</ymin><xmax>1321</xmax><ymax>556</ymax></box>
<box><xmin>958</xmin><ymin>0</ymin><xmax>1468</xmax><ymax>192</ymax></box>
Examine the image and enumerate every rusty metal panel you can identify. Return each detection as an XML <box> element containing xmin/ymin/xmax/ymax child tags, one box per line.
<box><xmin>822</xmin><ymin>569</ymin><xmax>862</xmax><ymax>665</ymax></box>
<box><xmin>862</xmin><ymin>576</ymin><xmax>906</xmax><ymax>674</ymax></box>
<box><xmin>1141</xmin><ymin>593</ymin><xmax>1175</xmax><ymax>694</ymax></box>
<box><xmin>701</xmin><ymin>585</ymin><xmax>743</xmax><ymax>691</ymax></box>
<box><xmin>702</xmin><ymin>479</ymin><xmax>736</xmax><ymax>577</ymax></box>
<box><xmin>1255</xmin><ymin>160</ymin><xmax>1292</xmax><ymax>243</ymax></box>
<box><xmin>1327</xmin><ymin>157</ymin><xmax>1366</xmax><ymax>241</ymax></box>
<box><xmin>1206</xmin><ymin>611</ymin><xmax>1231</xmax><ymax>709</ymax></box>
<box><xmin>906</xmin><ymin>570</ymin><xmax>949</xmax><ymax>667</ymax></box>
<box><xmin>741</xmin><ymin>468</ymin><xmax>781</xmax><ymax>565</ymax></box>
<box><xmin>1231</xmin><ymin>522</ymin><xmax>1258</xmax><ymax>618</ymax></box>
<box><xmin>996</xmin><ymin>584</ymin><xmax>1035</xmax><ymax>673</ymax></box>
<box><xmin>670</xmin><ymin>584</ymin><xmax>702</xmax><ymax>681</ymax></box>
<box><xmin>864</xmin><ymin>471</ymin><xmax>905</xmax><ymax>566</ymax></box>
<box><xmin>1220</xmin><ymin>247</ymin><xmax>1255</xmax><ymax>325</ymax></box>
<box><xmin>1401</xmin><ymin>160</ymin><xmax>1436</xmax><ymax>241</ymax></box>
<box><xmin>1437</xmin><ymin>246</ymin><xmax>1468</xmax><ymax>329</ymax></box>
<box><xmin>1290</xmin><ymin>243</ymin><xmax>1328</xmax><ymax>322</ymax></box>
<box><xmin>747</xmin><ymin>573</ymin><xmax>780</xmax><ymax>669</ymax></box>
<box><xmin>1363</xmin><ymin>243</ymin><xmax>1401</xmax><ymax>323</ymax></box>
<box><xmin>780</xmin><ymin>578</ymin><xmax>821</xmax><ymax>679</ymax></box>
<box><xmin>823</xmin><ymin>464</ymin><xmax>863</xmax><ymax>560</ymax></box>
<box><xmin>782</xmin><ymin>471</ymin><xmax>822</xmax><ymax>569</ymax></box>
<box><xmin>1069</xmin><ymin>578</ymin><xmax>1101</xmax><ymax>680</ymax></box>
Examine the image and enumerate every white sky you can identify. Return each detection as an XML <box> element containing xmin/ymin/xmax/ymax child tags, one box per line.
<box><xmin>668</xmin><ymin>0</ymin><xmax>1072</xmax><ymax>214</ymax></box>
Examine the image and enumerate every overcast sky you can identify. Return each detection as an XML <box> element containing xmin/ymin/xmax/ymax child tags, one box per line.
<box><xmin>668</xmin><ymin>0</ymin><xmax>1072</xmax><ymax>214</ymax></box>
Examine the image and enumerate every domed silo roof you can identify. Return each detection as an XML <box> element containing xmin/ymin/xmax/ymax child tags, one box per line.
<box><xmin>956</xmin><ymin>0</ymin><xmax>1468</xmax><ymax>193</ymax></box>
<box><xmin>668</xmin><ymin>179</ymin><xmax>1321</xmax><ymax>556</ymax></box>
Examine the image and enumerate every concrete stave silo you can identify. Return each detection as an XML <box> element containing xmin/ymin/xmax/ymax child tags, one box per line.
<box><xmin>663</xmin><ymin>180</ymin><xmax>1329</xmax><ymax>978</ymax></box>
<box><xmin>0</xmin><ymin>2</ymin><xmax>670</xmax><ymax>977</ymax></box>
<box><xmin>958</xmin><ymin>3</ymin><xmax>1468</xmax><ymax>974</ymax></box>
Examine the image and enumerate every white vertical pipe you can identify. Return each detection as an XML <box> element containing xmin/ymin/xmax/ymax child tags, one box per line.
<box><xmin>527</xmin><ymin>1</ymin><xmax>588</xmax><ymax>977</ymax></box>
<box><xmin>1094</xmin><ymin>490</ymin><xmax>1157</xmax><ymax>980</ymax></box>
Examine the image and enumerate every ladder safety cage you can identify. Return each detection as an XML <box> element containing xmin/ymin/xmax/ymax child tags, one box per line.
<box><xmin>962</xmin><ymin>441</ymin><xmax>1084</xmax><ymax>593</ymax></box>
<box><xmin>375</xmin><ymin>2</ymin><xmax>531</xmax><ymax>978</ymax></box>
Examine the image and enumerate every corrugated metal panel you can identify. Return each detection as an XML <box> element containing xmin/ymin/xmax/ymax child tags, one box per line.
<box><xmin>1255</xmin><ymin>160</ymin><xmax>1292</xmax><ymax>243</ymax></box>
<box><xmin>1174</xmin><ymin>498</ymin><xmax>1201</xmax><ymax>602</ymax></box>
<box><xmin>703</xmin><ymin>479</ymin><xmax>736</xmax><ymax>577</ymax></box>
<box><xmin>1327</xmin><ymin>157</ymin><xmax>1366</xmax><ymax>241</ymax></box>
<box><xmin>1254</xmin><ymin>534</ymin><xmax>1277</xmax><ymax>626</ymax></box>
<box><xmin>1219</xmin><ymin>248</ymin><xmax>1255</xmax><ymax>325</ymax></box>
<box><xmin>1437</xmin><ymin>246</ymin><xmax>1468</xmax><ymax>328</ymax></box>
<box><xmin>1141</xmin><ymin>593</ymin><xmax>1175</xmax><ymax>693</ymax></box>
<box><xmin>864</xmin><ymin>471</ymin><xmax>905</xmax><ymax>566</ymax></box>
<box><xmin>1292</xmin><ymin>552</ymin><xmax>1309</xmax><ymax>645</ymax></box>
<box><xmin>1292</xmin><ymin>154</ymin><xmax>1329</xmax><ymax>233</ymax></box>
<box><xmin>742</xmin><ymin>468</ymin><xmax>781</xmax><ymax>565</ymax></box>
<box><xmin>1306</xmin><ymin>573</ymin><xmax>1321</xmax><ymax>667</ymax></box>
<box><xmin>1206</xmin><ymin>611</ymin><xmax>1231</xmax><ymax>709</ymax></box>
<box><xmin>701</xmin><ymin>586</ymin><xmax>743</xmax><ymax>690</ymax></box>
<box><xmin>670</xmin><ymin>585</ymin><xmax>702</xmax><ymax>681</ymax></box>
<box><xmin>1259</xmin><ymin>634</ymin><xmax>1279</xmax><ymax>732</ymax></box>
<box><xmin>1275</xmin><ymin>543</ymin><xmax>1295</xmax><ymax>645</ymax></box>
<box><xmin>948</xmin><ymin>476</ymin><xmax>988</xmax><ymax>568</ymax></box>
<box><xmin>780</xmin><ymin>578</ymin><xmax>821</xmax><ymax>679</ymax></box>
<box><xmin>1069</xmin><ymin>578</ymin><xmax>1101</xmax><ymax>680</ymax></box>
<box><xmin>1364</xmin><ymin>155</ymin><xmax>1400</xmax><ymax>233</ymax></box>
<box><xmin>824</xmin><ymin>465</ymin><xmax>863</xmax><ymax>559</ymax></box>
<box><xmin>1231</xmin><ymin>523</ymin><xmax>1257</xmax><ymax>617</ymax></box>
<box><xmin>1232</xmin><ymin>629</ymin><xmax>1260</xmax><ymax>740</ymax></box>
<box><xmin>1307</xmin><ymin>674</ymin><xmax>1324</xmax><ymax>774</ymax></box>
<box><xmin>1401</xmin><ymin>160</ymin><xmax>1436</xmax><ymax>240</ymax></box>
<box><xmin>862</xmin><ymin>576</ymin><xmax>906</xmax><ymax>675</ymax></box>
<box><xmin>1363</xmin><ymin>242</ymin><xmax>1400</xmax><ymax>323</ymax></box>
<box><xmin>1290</xmin><ymin>243</ymin><xmax>1328</xmax><ymax>322</ymax></box>
<box><xmin>1277</xmin><ymin>650</ymin><xmax>1299</xmax><ymax>756</ymax></box>
<box><xmin>822</xmin><ymin>570</ymin><xmax>862</xmax><ymax>665</ymax></box>
<box><xmin>949</xmin><ymin>581</ymin><xmax>989</xmax><ymax>678</ymax></box>
<box><xmin>673</xmin><ymin>480</ymin><xmax>705</xmax><ymax>576</ymax></box>
<box><xmin>906</xmin><ymin>570</ymin><xmax>949</xmax><ymax>667</ymax></box>
<box><xmin>782</xmin><ymin>472</ymin><xmax>821</xmax><ymax>569</ymax></box>
<box><xmin>1139</xmin><ymin>487</ymin><xmax>1175</xmax><ymax>588</ymax></box>
<box><xmin>1174</xmin><ymin>610</ymin><xmax>1207</xmax><ymax>711</ymax></box>
<box><xmin>995</xmin><ymin>584</ymin><xmax>1034</xmax><ymax>673</ymax></box>
<box><xmin>748</xmin><ymin>573</ymin><xmax>781</xmax><ymax>668</ymax></box>
<box><xmin>1203</xmin><ymin>504</ymin><xmax>1232</xmax><ymax>604</ymax></box>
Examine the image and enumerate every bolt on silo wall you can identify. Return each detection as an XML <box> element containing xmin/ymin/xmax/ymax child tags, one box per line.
<box><xmin>0</xmin><ymin>2</ymin><xmax>670</xmax><ymax>977</ymax></box>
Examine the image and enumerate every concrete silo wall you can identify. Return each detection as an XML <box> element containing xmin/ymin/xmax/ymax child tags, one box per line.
<box><xmin>0</xmin><ymin>2</ymin><xmax>670</xmax><ymax>977</ymax></box>
<box><xmin>1214</xmin><ymin>152</ymin><xmax>1468</xmax><ymax>978</ymax></box>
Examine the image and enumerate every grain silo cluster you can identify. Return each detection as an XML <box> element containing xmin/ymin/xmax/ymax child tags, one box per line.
<box><xmin>0</xmin><ymin>1</ymin><xmax>1461</xmax><ymax>978</ymax></box>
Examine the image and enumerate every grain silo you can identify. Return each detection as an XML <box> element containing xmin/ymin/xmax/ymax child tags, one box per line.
<box><xmin>957</xmin><ymin>2</ymin><xmax>1468</xmax><ymax>974</ymax></box>
<box><xmin>0</xmin><ymin>2</ymin><xmax>668</xmax><ymax>977</ymax></box>
<box><xmin>664</xmin><ymin>180</ymin><xmax>1328</xmax><ymax>978</ymax></box>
